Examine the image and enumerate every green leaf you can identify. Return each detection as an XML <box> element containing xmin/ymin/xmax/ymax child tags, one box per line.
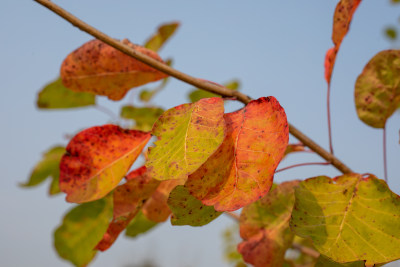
<box><xmin>384</xmin><ymin>27</ymin><xmax>397</xmax><ymax>41</ymax></box>
<box><xmin>168</xmin><ymin>185</ymin><xmax>221</xmax><ymax>226</ymax></box>
<box><xmin>188</xmin><ymin>79</ymin><xmax>240</xmax><ymax>103</ymax></box>
<box><xmin>238</xmin><ymin>181</ymin><xmax>299</xmax><ymax>267</ymax></box>
<box><xmin>315</xmin><ymin>256</ymin><xmax>364</xmax><ymax>267</ymax></box>
<box><xmin>144</xmin><ymin>22</ymin><xmax>180</xmax><ymax>52</ymax></box>
<box><xmin>146</xmin><ymin>97</ymin><xmax>225</xmax><ymax>181</ymax></box>
<box><xmin>355</xmin><ymin>50</ymin><xmax>400</xmax><ymax>128</ymax></box>
<box><xmin>54</xmin><ymin>198</ymin><xmax>112</xmax><ymax>267</ymax></box>
<box><xmin>20</xmin><ymin>146</ymin><xmax>65</xmax><ymax>195</ymax></box>
<box><xmin>290</xmin><ymin>173</ymin><xmax>400</xmax><ymax>265</ymax></box>
<box><xmin>125</xmin><ymin>212</ymin><xmax>158</xmax><ymax>238</ymax></box>
<box><xmin>37</xmin><ymin>78</ymin><xmax>95</xmax><ymax>109</ymax></box>
<box><xmin>120</xmin><ymin>106</ymin><xmax>164</xmax><ymax>131</ymax></box>
<box><xmin>139</xmin><ymin>59</ymin><xmax>172</xmax><ymax>103</ymax></box>
<box><xmin>222</xmin><ymin>224</ymin><xmax>246</xmax><ymax>266</ymax></box>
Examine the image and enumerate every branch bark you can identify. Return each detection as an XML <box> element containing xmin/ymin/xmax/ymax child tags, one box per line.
<box><xmin>34</xmin><ymin>0</ymin><xmax>353</xmax><ymax>174</ymax></box>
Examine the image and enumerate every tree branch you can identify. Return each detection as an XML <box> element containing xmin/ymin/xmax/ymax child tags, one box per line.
<box><xmin>34</xmin><ymin>0</ymin><xmax>353</xmax><ymax>174</ymax></box>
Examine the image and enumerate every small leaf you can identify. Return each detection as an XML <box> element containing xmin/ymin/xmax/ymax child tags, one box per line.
<box><xmin>125</xmin><ymin>212</ymin><xmax>159</xmax><ymax>238</ymax></box>
<box><xmin>144</xmin><ymin>22</ymin><xmax>180</xmax><ymax>52</ymax></box>
<box><xmin>96</xmin><ymin>166</ymin><xmax>159</xmax><ymax>251</ymax></box>
<box><xmin>238</xmin><ymin>181</ymin><xmax>300</xmax><ymax>267</ymax></box>
<box><xmin>325</xmin><ymin>0</ymin><xmax>362</xmax><ymax>84</ymax></box>
<box><xmin>168</xmin><ymin>185</ymin><xmax>221</xmax><ymax>226</ymax></box>
<box><xmin>60</xmin><ymin>125</ymin><xmax>151</xmax><ymax>203</ymax></box>
<box><xmin>315</xmin><ymin>256</ymin><xmax>365</xmax><ymax>267</ymax></box>
<box><xmin>188</xmin><ymin>79</ymin><xmax>240</xmax><ymax>103</ymax></box>
<box><xmin>355</xmin><ymin>50</ymin><xmax>400</xmax><ymax>128</ymax></box>
<box><xmin>290</xmin><ymin>173</ymin><xmax>400</xmax><ymax>265</ymax></box>
<box><xmin>186</xmin><ymin>97</ymin><xmax>289</xmax><ymax>211</ymax></box>
<box><xmin>120</xmin><ymin>105</ymin><xmax>164</xmax><ymax>131</ymax></box>
<box><xmin>385</xmin><ymin>27</ymin><xmax>397</xmax><ymax>41</ymax></box>
<box><xmin>20</xmin><ymin>146</ymin><xmax>65</xmax><ymax>195</ymax></box>
<box><xmin>54</xmin><ymin>198</ymin><xmax>112</xmax><ymax>267</ymax></box>
<box><xmin>37</xmin><ymin>78</ymin><xmax>95</xmax><ymax>109</ymax></box>
<box><xmin>142</xmin><ymin>179</ymin><xmax>184</xmax><ymax>222</ymax></box>
<box><xmin>146</xmin><ymin>97</ymin><xmax>225</xmax><ymax>181</ymax></box>
<box><xmin>61</xmin><ymin>39</ymin><xmax>168</xmax><ymax>101</ymax></box>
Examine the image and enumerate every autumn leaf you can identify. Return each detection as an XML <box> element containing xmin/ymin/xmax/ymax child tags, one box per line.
<box><xmin>238</xmin><ymin>181</ymin><xmax>299</xmax><ymax>267</ymax></box>
<box><xmin>283</xmin><ymin>143</ymin><xmax>306</xmax><ymax>160</ymax></box>
<box><xmin>120</xmin><ymin>105</ymin><xmax>164</xmax><ymax>131</ymax></box>
<box><xmin>315</xmin><ymin>256</ymin><xmax>365</xmax><ymax>267</ymax></box>
<box><xmin>144</xmin><ymin>22</ymin><xmax>180</xmax><ymax>52</ymax></box>
<box><xmin>125</xmin><ymin>212</ymin><xmax>159</xmax><ymax>238</ymax></box>
<box><xmin>61</xmin><ymin>39</ymin><xmax>168</xmax><ymax>101</ymax></box>
<box><xmin>146</xmin><ymin>97</ymin><xmax>226</xmax><ymax>181</ymax></box>
<box><xmin>20</xmin><ymin>146</ymin><xmax>65</xmax><ymax>195</ymax></box>
<box><xmin>54</xmin><ymin>197</ymin><xmax>112</xmax><ymax>267</ymax></box>
<box><xmin>185</xmin><ymin>96</ymin><xmax>289</xmax><ymax>211</ymax></box>
<box><xmin>168</xmin><ymin>185</ymin><xmax>221</xmax><ymax>226</ymax></box>
<box><xmin>142</xmin><ymin>179</ymin><xmax>184</xmax><ymax>222</ymax></box>
<box><xmin>325</xmin><ymin>0</ymin><xmax>362</xmax><ymax>84</ymax></box>
<box><xmin>96</xmin><ymin>166</ymin><xmax>159</xmax><ymax>251</ymax></box>
<box><xmin>37</xmin><ymin>77</ymin><xmax>95</xmax><ymax>109</ymax></box>
<box><xmin>290</xmin><ymin>173</ymin><xmax>400</xmax><ymax>265</ymax></box>
<box><xmin>355</xmin><ymin>50</ymin><xmax>400</xmax><ymax>128</ymax></box>
<box><xmin>59</xmin><ymin>125</ymin><xmax>151</xmax><ymax>203</ymax></box>
<box><xmin>188</xmin><ymin>79</ymin><xmax>240</xmax><ymax>103</ymax></box>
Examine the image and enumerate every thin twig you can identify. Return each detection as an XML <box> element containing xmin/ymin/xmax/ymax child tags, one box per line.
<box><xmin>275</xmin><ymin>162</ymin><xmax>330</xmax><ymax>173</ymax></box>
<box><xmin>383</xmin><ymin>126</ymin><xmax>388</xmax><ymax>182</ymax></box>
<box><xmin>327</xmin><ymin>84</ymin><xmax>334</xmax><ymax>154</ymax></box>
<box><xmin>94</xmin><ymin>104</ymin><xmax>119</xmax><ymax>122</ymax></box>
<box><xmin>34</xmin><ymin>0</ymin><xmax>353</xmax><ymax>174</ymax></box>
<box><xmin>292</xmin><ymin>243</ymin><xmax>320</xmax><ymax>258</ymax></box>
<box><xmin>225</xmin><ymin>211</ymin><xmax>240</xmax><ymax>222</ymax></box>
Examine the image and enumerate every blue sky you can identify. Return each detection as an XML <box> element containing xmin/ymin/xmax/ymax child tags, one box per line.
<box><xmin>1</xmin><ymin>1</ymin><xmax>400</xmax><ymax>266</ymax></box>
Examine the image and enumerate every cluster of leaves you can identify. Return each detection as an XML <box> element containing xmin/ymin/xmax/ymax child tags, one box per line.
<box><xmin>24</xmin><ymin>1</ymin><xmax>400</xmax><ymax>267</ymax></box>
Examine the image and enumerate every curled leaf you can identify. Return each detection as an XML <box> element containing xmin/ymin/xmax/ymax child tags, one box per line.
<box><xmin>60</xmin><ymin>125</ymin><xmax>151</xmax><ymax>203</ymax></box>
<box><xmin>355</xmin><ymin>50</ymin><xmax>400</xmax><ymax>128</ymax></box>
<box><xmin>146</xmin><ymin>97</ymin><xmax>226</xmax><ymax>181</ymax></box>
<box><xmin>186</xmin><ymin>97</ymin><xmax>289</xmax><ymax>211</ymax></box>
<box><xmin>290</xmin><ymin>173</ymin><xmax>400</xmax><ymax>265</ymax></box>
<box><xmin>61</xmin><ymin>39</ymin><xmax>168</xmax><ymax>100</ymax></box>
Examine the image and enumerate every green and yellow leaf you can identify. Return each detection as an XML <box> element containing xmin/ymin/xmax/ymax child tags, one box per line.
<box><xmin>144</xmin><ymin>22</ymin><xmax>180</xmax><ymax>52</ymax></box>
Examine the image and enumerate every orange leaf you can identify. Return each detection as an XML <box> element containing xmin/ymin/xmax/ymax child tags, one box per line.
<box><xmin>59</xmin><ymin>125</ymin><xmax>151</xmax><ymax>203</ymax></box>
<box><xmin>185</xmin><ymin>97</ymin><xmax>289</xmax><ymax>211</ymax></box>
<box><xmin>142</xmin><ymin>179</ymin><xmax>184</xmax><ymax>222</ymax></box>
<box><xmin>61</xmin><ymin>39</ymin><xmax>168</xmax><ymax>100</ymax></box>
<box><xmin>96</xmin><ymin>166</ymin><xmax>159</xmax><ymax>251</ymax></box>
<box><xmin>324</xmin><ymin>0</ymin><xmax>361</xmax><ymax>84</ymax></box>
<box><xmin>283</xmin><ymin>143</ymin><xmax>307</xmax><ymax>160</ymax></box>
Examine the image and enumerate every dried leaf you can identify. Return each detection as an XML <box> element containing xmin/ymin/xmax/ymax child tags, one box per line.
<box><xmin>186</xmin><ymin>97</ymin><xmax>289</xmax><ymax>211</ymax></box>
<box><xmin>290</xmin><ymin>173</ymin><xmax>400</xmax><ymax>265</ymax></box>
<box><xmin>20</xmin><ymin>146</ymin><xmax>65</xmax><ymax>195</ymax></box>
<box><xmin>355</xmin><ymin>50</ymin><xmax>400</xmax><ymax>128</ymax></box>
<box><xmin>120</xmin><ymin>105</ymin><xmax>164</xmax><ymax>131</ymax></box>
<box><xmin>146</xmin><ymin>97</ymin><xmax>225</xmax><ymax>181</ymax></box>
<box><xmin>238</xmin><ymin>181</ymin><xmax>299</xmax><ymax>267</ymax></box>
<box><xmin>168</xmin><ymin>185</ymin><xmax>221</xmax><ymax>226</ymax></box>
<box><xmin>60</xmin><ymin>125</ymin><xmax>151</xmax><ymax>203</ymax></box>
<box><xmin>144</xmin><ymin>22</ymin><xmax>180</xmax><ymax>52</ymax></box>
<box><xmin>37</xmin><ymin>77</ymin><xmax>95</xmax><ymax>109</ymax></box>
<box><xmin>54</xmin><ymin>198</ymin><xmax>112</xmax><ymax>267</ymax></box>
<box><xmin>61</xmin><ymin>39</ymin><xmax>168</xmax><ymax>101</ymax></box>
<box><xmin>325</xmin><ymin>0</ymin><xmax>362</xmax><ymax>84</ymax></box>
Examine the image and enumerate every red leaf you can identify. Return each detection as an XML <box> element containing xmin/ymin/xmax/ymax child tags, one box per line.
<box><xmin>96</xmin><ymin>166</ymin><xmax>159</xmax><ymax>251</ymax></box>
<box><xmin>185</xmin><ymin>97</ymin><xmax>289</xmax><ymax>211</ymax></box>
<box><xmin>60</xmin><ymin>125</ymin><xmax>151</xmax><ymax>203</ymax></box>
<box><xmin>324</xmin><ymin>0</ymin><xmax>362</xmax><ymax>84</ymax></box>
<box><xmin>61</xmin><ymin>39</ymin><xmax>168</xmax><ymax>100</ymax></box>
